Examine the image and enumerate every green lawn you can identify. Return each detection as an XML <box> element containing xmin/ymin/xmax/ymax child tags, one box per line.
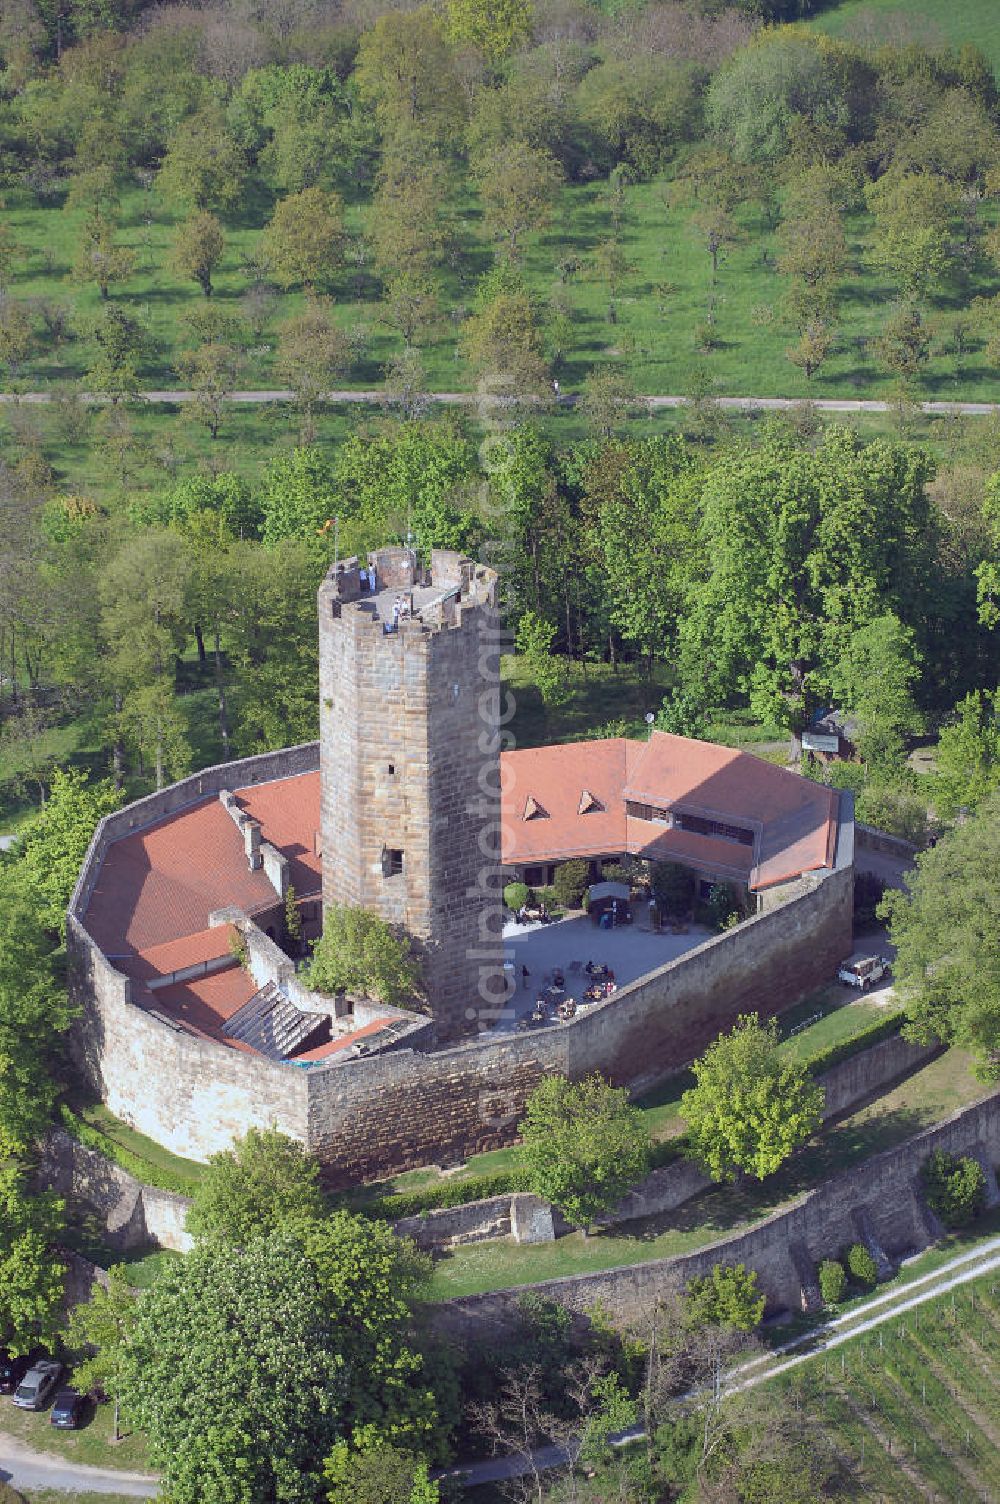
<box><xmin>0</xmin><ymin>1390</ymin><xmax>150</xmax><ymax>1474</ymax></box>
<box><xmin>812</xmin><ymin>0</ymin><xmax>1000</xmax><ymax>73</ymax></box>
<box><xmin>427</xmin><ymin>1050</ymin><xmax>984</xmax><ymax>1298</ymax></box>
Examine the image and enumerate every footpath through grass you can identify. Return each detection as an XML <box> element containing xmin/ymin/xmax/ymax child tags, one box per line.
<box><xmin>427</xmin><ymin>1050</ymin><xmax>985</xmax><ymax>1299</ymax></box>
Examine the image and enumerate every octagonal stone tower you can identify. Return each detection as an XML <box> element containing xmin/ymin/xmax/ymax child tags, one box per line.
<box><xmin>318</xmin><ymin>547</ymin><xmax>507</xmax><ymax>1041</ymax></box>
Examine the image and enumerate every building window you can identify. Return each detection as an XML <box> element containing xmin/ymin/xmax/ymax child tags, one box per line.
<box><xmin>625</xmin><ymin>800</ymin><xmax>671</xmax><ymax>825</ymax></box>
<box><xmin>674</xmin><ymin>812</ymin><xmax>755</xmax><ymax>847</ymax></box>
<box><xmin>384</xmin><ymin>848</ymin><xmax>404</xmax><ymax>877</ymax></box>
<box><xmin>524</xmin><ymin>865</ymin><xmax>546</xmax><ymax>888</ymax></box>
<box><xmin>387</xmin><ymin>762</ymin><xmax>395</xmax><ymax>775</ymax></box>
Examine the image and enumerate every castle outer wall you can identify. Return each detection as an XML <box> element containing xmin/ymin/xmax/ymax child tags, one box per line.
<box><xmin>68</xmin><ymin>759</ymin><xmax>853</xmax><ymax>1180</ymax></box>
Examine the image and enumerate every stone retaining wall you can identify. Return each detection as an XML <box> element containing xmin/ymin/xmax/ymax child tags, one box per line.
<box><xmin>432</xmin><ymin>1090</ymin><xmax>1000</xmax><ymax>1344</ymax></box>
<box><xmin>38</xmin><ymin>1128</ymin><xmax>193</xmax><ymax>1253</ymax></box>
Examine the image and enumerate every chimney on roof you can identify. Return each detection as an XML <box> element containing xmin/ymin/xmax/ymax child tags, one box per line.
<box><xmin>243</xmin><ymin>817</ymin><xmax>262</xmax><ymax>870</ymax></box>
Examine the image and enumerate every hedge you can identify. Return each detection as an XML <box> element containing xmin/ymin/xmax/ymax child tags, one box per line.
<box><xmin>803</xmin><ymin>1011</ymin><xmax>905</xmax><ymax>1077</ymax></box>
<box><xmin>58</xmin><ymin>1104</ymin><xmax>198</xmax><ymax>1196</ymax></box>
<box><xmin>347</xmin><ymin>1168</ymin><xmax>532</xmax><ymax>1223</ymax></box>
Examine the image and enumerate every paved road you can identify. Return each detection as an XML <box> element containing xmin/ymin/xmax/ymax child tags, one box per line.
<box><xmin>4</xmin><ymin>389</ymin><xmax>1000</xmax><ymax>415</ymax></box>
<box><xmin>0</xmin><ymin>1432</ymin><xmax>159</xmax><ymax>1497</ymax></box>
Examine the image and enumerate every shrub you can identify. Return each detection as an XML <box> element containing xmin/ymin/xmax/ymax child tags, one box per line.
<box><xmin>519</xmin><ymin>1074</ymin><xmax>651</xmax><ymax>1229</ymax></box>
<box><xmin>921</xmin><ymin>1149</ymin><xmax>987</xmax><ymax>1228</ymax></box>
<box><xmin>650</xmin><ymin>861</ymin><xmax>695</xmax><ymax>917</ymax></box>
<box><xmin>845</xmin><ymin>1242</ymin><xmax>878</xmax><ymax>1286</ymax></box>
<box><xmin>818</xmin><ymin>1259</ymin><xmax>847</xmax><ymax>1305</ymax></box>
<box><xmin>504</xmin><ymin>881</ymin><xmax>531</xmax><ymax>913</ymax></box>
<box><xmin>685</xmin><ymin>1262</ymin><xmax>764</xmax><ymax>1331</ymax></box>
<box><xmin>551</xmin><ymin>859</ymin><xmax>590</xmax><ymax>909</ymax></box>
<box><xmin>304</xmin><ymin>903</ymin><xmax>421</xmax><ymax>1006</ymax></box>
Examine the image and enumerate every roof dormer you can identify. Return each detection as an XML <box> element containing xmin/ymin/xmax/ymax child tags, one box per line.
<box><xmin>578</xmin><ymin>789</ymin><xmax>603</xmax><ymax>814</ymax></box>
<box><xmin>523</xmin><ymin>795</ymin><xmax>548</xmax><ymax>820</ymax></box>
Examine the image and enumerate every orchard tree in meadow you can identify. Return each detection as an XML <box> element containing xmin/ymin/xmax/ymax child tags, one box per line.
<box><xmin>259</xmin><ymin>187</ymin><xmax>345</xmax><ymax>292</ymax></box>
<box><xmin>0</xmin><ymin>299</ymin><xmax>33</xmax><ymax>378</ymax></box>
<box><xmin>866</xmin><ymin>170</ymin><xmax>959</xmax><ymax>302</ymax></box>
<box><xmin>785</xmin><ymin>319</ymin><xmax>835</xmax><ymax>383</ymax></box>
<box><xmin>85</xmin><ymin>303</ymin><xmax>147</xmax><ymax>402</ymax></box>
<box><xmin>275</xmin><ymin>300</ymin><xmax>352</xmax><ymax>437</ymax></box>
<box><xmin>875</xmin><ymin>302</ymin><xmax>932</xmax><ymax>387</ymax></box>
<box><xmin>305</xmin><ymin>904</ymin><xmax>421</xmax><ymax>1008</ymax></box>
<box><xmin>369</xmin><ymin>150</ymin><xmax>450</xmax><ymax>282</ymax></box>
<box><xmin>176</xmin><ymin>340</ymin><xmax>244</xmax><ymax>441</ymax></box>
<box><xmin>0</xmin><ymin>222</ymin><xmax>26</xmax><ymax>293</ymax></box>
<box><xmin>382</xmin><ymin>269</ymin><xmax>441</xmax><ymax>350</ymax></box>
<box><xmin>882</xmin><ymin>792</ymin><xmax>1000</xmax><ymax>1079</ymax></box>
<box><xmin>156</xmin><ymin>103</ymin><xmax>248</xmax><ymax>213</ymax></box>
<box><xmin>354</xmin><ymin>7</ymin><xmax>466</xmax><ymax>149</ymax></box>
<box><xmin>461</xmin><ymin>270</ymin><xmax>551</xmax><ymax>397</ymax></box>
<box><xmin>383</xmin><ymin>348</ymin><xmax>432</xmax><ymax>421</ymax></box>
<box><xmin>518</xmin><ymin>1074</ymin><xmax>652</xmax><ymax>1229</ymax></box>
<box><xmin>170</xmin><ymin>211</ymin><xmax>225</xmax><ymax>298</ymax></box>
<box><xmin>71</xmin><ymin>215</ymin><xmax>134</xmax><ymax>299</ymax></box>
<box><xmin>681</xmin><ymin>1014</ymin><xmax>824</xmax><ymax>1183</ymax></box>
<box><xmin>473</xmin><ymin>139</ymin><xmax>563</xmax><ymax>260</ymax></box>
<box><xmin>186</xmin><ymin>1128</ymin><xmax>326</xmax><ymax>1247</ymax></box>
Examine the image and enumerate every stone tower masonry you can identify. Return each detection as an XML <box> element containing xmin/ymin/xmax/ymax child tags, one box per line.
<box><xmin>317</xmin><ymin>547</ymin><xmax>508</xmax><ymax>1041</ymax></box>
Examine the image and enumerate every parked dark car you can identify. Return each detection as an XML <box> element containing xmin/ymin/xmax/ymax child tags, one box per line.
<box><xmin>13</xmin><ymin>1359</ymin><xmax>63</xmax><ymax>1410</ymax></box>
<box><xmin>0</xmin><ymin>1350</ymin><xmax>31</xmax><ymax>1394</ymax></box>
<box><xmin>50</xmin><ymin>1388</ymin><xmax>86</xmax><ymax>1429</ymax></box>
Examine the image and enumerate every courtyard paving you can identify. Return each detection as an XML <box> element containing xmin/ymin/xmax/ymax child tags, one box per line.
<box><xmin>493</xmin><ymin>913</ymin><xmax>712</xmax><ymax>1033</ymax></box>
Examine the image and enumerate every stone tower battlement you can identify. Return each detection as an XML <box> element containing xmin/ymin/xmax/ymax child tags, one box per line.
<box><xmin>318</xmin><ymin>548</ymin><xmax>506</xmax><ymax>1041</ymax></box>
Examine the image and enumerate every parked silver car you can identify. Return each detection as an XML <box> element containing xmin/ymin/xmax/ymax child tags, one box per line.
<box><xmin>13</xmin><ymin>1359</ymin><xmax>63</xmax><ymax>1410</ymax></box>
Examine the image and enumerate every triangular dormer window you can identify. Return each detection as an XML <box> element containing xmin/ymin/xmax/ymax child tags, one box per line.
<box><xmin>578</xmin><ymin>789</ymin><xmax>603</xmax><ymax>815</ymax></box>
<box><xmin>523</xmin><ymin>795</ymin><xmax>548</xmax><ymax>820</ymax></box>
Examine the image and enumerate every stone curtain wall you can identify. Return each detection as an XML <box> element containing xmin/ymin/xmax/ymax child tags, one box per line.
<box><xmin>307</xmin><ymin>862</ymin><xmax>853</xmax><ymax>1184</ymax></box>
<box><xmin>68</xmin><ymin>913</ymin><xmax>311</xmax><ymax>1162</ymax></box>
<box><xmin>433</xmin><ymin>1090</ymin><xmax>1000</xmax><ymax>1343</ymax></box>
<box><xmin>68</xmin><ymin>737</ymin><xmax>852</xmax><ymax>1178</ymax></box>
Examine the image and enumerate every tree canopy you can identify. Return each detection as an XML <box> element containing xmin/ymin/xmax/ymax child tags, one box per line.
<box><xmin>681</xmin><ymin>1014</ymin><xmax>824</xmax><ymax>1183</ymax></box>
<box><xmin>185</xmin><ymin>1127</ymin><xmax>327</xmax><ymax>1247</ymax></box>
<box><xmin>518</xmin><ymin>1074</ymin><xmax>651</xmax><ymax>1229</ymax></box>
<box><xmin>882</xmin><ymin>792</ymin><xmax>1000</xmax><ymax>1079</ymax></box>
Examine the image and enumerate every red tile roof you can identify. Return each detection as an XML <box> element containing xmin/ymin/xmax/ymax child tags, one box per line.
<box><xmin>235</xmin><ymin>772</ymin><xmax>322</xmax><ymax>897</ymax></box>
<box><xmin>148</xmin><ymin>966</ymin><xmax>260</xmax><ymax>1043</ymax></box>
<box><xmin>293</xmin><ymin>1018</ymin><xmax>393</xmax><ymax>1061</ymax></box>
<box><xmin>501</xmin><ymin>731</ymin><xmax>839</xmax><ymax>890</ymax></box>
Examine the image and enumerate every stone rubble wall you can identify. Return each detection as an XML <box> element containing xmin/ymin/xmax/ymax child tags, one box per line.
<box><xmin>431</xmin><ymin>1090</ymin><xmax>1000</xmax><ymax>1345</ymax></box>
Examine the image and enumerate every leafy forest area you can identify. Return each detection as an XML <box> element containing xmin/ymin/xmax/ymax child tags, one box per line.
<box><xmin>4</xmin><ymin>0</ymin><xmax>1000</xmax><ymax>1502</ymax></box>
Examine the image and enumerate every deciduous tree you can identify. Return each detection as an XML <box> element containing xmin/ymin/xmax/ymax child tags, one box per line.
<box><xmin>186</xmin><ymin>1127</ymin><xmax>326</xmax><ymax>1247</ymax></box>
<box><xmin>518</xmin><ymin>1074</ymin><xmax>651</xmax><ymax>1229</ymax></box>
<box><xmin>259</xmin><ymin>187</ymin><xmax>344</xmax><ymax>292</ymax></box>
<box><xmin>681</xmin><ymin>1014</ymin><xmax>824</xmax><ymax>1183</ymax></box>
<box><xmin>0</xmin><ymin>1160</ymin><xmax>65</xmax><ymax>1355</ymax></box>
<box><xmin>474</xmin><ymin>139</ymin><xmax>563</xmax><ymax>260</ymax></box>
<box><xmin>304</xmin><ymin>905</ymin><xmax>421</xmax><ymax>1008</ymax></box>
<box><xmin>170</xmin><ymin>210</ymin><xmax>225</xmax><ymax>298</ymax></box>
